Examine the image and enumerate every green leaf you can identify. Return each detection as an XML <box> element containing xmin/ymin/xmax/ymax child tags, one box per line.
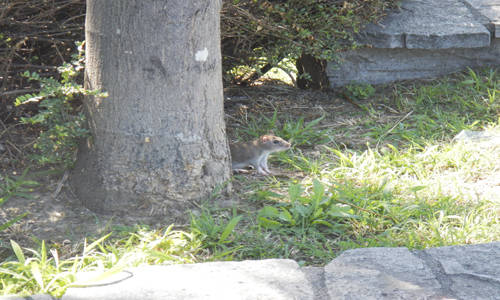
<box><xmin>312</xmin><ymin>219</ymin><xmax>333</xmax><ymax>228</ymax></box>
<box><xmin>10</xmin><ymin>240</ymin><xmax>26</xmax><ymax>264</ymax></box>
<box><xmin>288</xmin><ymin>183</ymin><xmax>303</xmax><ymax>204</ymax></box>
<box><xmin>31</xmin><ymin>263</ymin><xmax>44</xmax><ymax>290</ymax></box>
<box><xmin>257</xmin><ymin>217</ymin><xmax>282</xmax><ymax>229</ymax></box>
<box><xmin>212</xmin><ymin>246</ymin><xmax>242</xmax><ymax>260</ymax></box>
<box><xmin>328</xmin><ymin>148</ymin><xmax>353</xmax><ymax>167</ymax></box>
<box><xmin>410</xmin><ymin>186</ymin><xmax>426</xmax><ymax>193</ymax></box>
<box><xmin>461</xmin><ymin>79</ymin><xmax>475</xmax><ymax>85</ymax></box>
<box><xmin>278</xmin><ymin>208</ymin><xmax>293</xmax><ymax>223</ymax></box>
<box><xmin>292</xmin><ymin>205</ymin><xmax>309</xmax><ymax>218</ymax></box>
<box><xmin>328</xmin><ymin>205</ymin><xmax>359</xmax><ymax>219</ymax></box>
<box><xmin>10</xmin><ymin>192</ymin><xmax>34</xmax><ymax>199</ymax></box>
<box><xmin>311</xmin><ymin>179</ymin><xmax>325</xmax><ymax>207</ymax></box>
<box><xmin>219</xmin><ymin>215</ymin><xmax>242</xmax><ymax>243</ymax></box>
<box><xmin>83</xmin><ymin>233</ymin><xmax>112</xmax><ymax>255</ymax></box>
<box><xmin>20</xmin><ymin>180</ymin><xmax>40</xmax><ymax>187</ymax></box>
<box><xmin>40</xmin><ymin>240</ymin><xmax>47</xmax><ymax>268</ymax></box>
<box><xmin>0</xmin><ymin>213</ymin><xmax>28</xmax><ymax>231</ymax></box>
<box><xmin>258</xmin><ymin>206</ymin><xmax>280</xmax><ymax>218</ymax></box>
<box><xmin>0</xmin><ymin>266</ymin><xmax>28</xmax><ymax>279</ymax></box>
<box><xmin>304</xmin><ymin>115</ymin><xmax>325</xmax><ymax>131</ymax></box>
<box><xmin>311</xmin><ymin>207</ymin><xmax>324</xmax><ymax>220</ymax></box>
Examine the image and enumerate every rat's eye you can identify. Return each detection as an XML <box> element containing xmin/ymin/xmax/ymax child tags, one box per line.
<box><xmin>273</xmin><ymin>140</ymin><xmax>280</xmax><ymax>144</ymax></box>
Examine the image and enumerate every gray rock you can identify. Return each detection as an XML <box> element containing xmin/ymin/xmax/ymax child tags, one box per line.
<box><xmin>302</xmin><ymin>266</ymin><xmax>330</xmax><ymax>300</ymax></box>
<box><xmin>425</xmin><ymin>243</ymin><xmax>500</xmax><ymax>300</ymax></box>
<box><xmin>453</xmin><ymin>129</ymin><xmax>500</xmax><ymax>152</ymax></box>
<box><xmin>453</xmin><ymin>129</ymin><xmax>500</xmax><ymax>142</ymax></box>
<box><xmin>463</xmin><ymin>0</ymin><xmax>500</xmax><ymax>37</ymax></box>
<box><xmin>324</xmin><ymin>247</ymin><xmax>444</xmax><ymax>299</ymax></box>
<box><xmin>464</xmin><ymin>0</ymin><xmax>500</xmax><ymax>21</ymax></box>
<box><xmin>357</xmin><ymin>0</ymin><xmax>490</xmax><ymax>49</ymax></box>
<box><xmin>62</xmin><ymin>259</ymin><xmax>314</xmax><ymax>300</ymax></box>
<box><xmin>324</xmin><ymin>243</ymin><xmax>500</xmax><ymax>299</ymax></box>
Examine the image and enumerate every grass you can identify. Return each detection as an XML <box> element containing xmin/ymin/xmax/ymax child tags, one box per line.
<box><xmin>1</xmin><ymin>68</ymin><xmax>500</xmax><ymax>296</ymax></box>
<box><xmin>0</xmin><ymin>169</ymin><xmax>39</xmax><ymax>233</ymax></box>
<box><xmin>1</xmin><ymin>227</ymin><xmax>202</xmax><ymax>297</ymax></box>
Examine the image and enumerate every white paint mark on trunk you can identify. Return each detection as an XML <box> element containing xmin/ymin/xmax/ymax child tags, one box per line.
<box><xmin>195</xmin><ymin>48</ymin><xmax>208</xmax><ymax>62</ymax></box>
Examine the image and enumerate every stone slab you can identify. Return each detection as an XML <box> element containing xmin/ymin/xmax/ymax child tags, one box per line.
<box><xmin>327</xmin><ymin>39</ymin><xmax>500</xmax><ymax>87</ymax></box>
<box><xmin>4</xmin><ymin>243</ymin><xmax>500</xmax><ymax>299</ymax></box>
<box><xmin>464</xmin><ymin>0</ymin><xmax>500</xmax><ymax>37</ymax></box>
<box><xmin>453</xmin><ymin>128</ymin><xmax>500</xmax><ymax>143</ymax></box>
<box><xmin>425</xmin><ymin>243</ymin><xmax>500</xmax><ymax>300</ymax></box>
<box><xmin>357</xmin><ymin>0</ymin><xmax>490</xmax><ymax>49</ymax></box>
<box><xmin>62</xmin><ymin>259</ymin><xmax>314</xmax><ymax>300</ymax></box>
<box><xmin>465</xmin><ymin>0</ymin><xmax>500</xmax><ymax>21</ymax></box>
<box><xmin>302</xmin><ymin>266</ymin><xmax>330</xmax><ymax>299</ymax></box>
<box><xmin>324</xmin><ymin>247</ymin><xmax>445</xmax><ymax>299</ymax></box>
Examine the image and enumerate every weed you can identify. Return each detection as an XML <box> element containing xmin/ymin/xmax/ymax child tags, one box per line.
<box><xmin>238</xmin><ymin>111</ymin><xmax>332</xmax><ymax>147</ymax></box>
<box><xmin>345</xmin><ymin>83</ymin><xmax>376</xmax><ymax>100</ymax></box>
<box><xmin>0</xmin><ymin>169</ymin><xmax>38</xmax><ymax>234</ymax></box>
<box><xmin>190</xmin><ymin>208</ymin><xmax>243</xmax><ymax>259</ymax></box>
<box><xmin>257</xmin><ymin>180</ymin><xmax>357</xmax><ymax>233</ymax></box>
<box><xmin>279</xmin><ymin>116</ymin><xmax>332</xmax><ymax>146</ymax></box>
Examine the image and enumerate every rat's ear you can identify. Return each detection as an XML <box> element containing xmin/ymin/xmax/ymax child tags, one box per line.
<box><xmin>267</xmin><ymin>129</ymin><xmax>274</xmax><ymax>135</ymax></box>
<box><xmin>260</xmin><ymin>135</ymin><xmax>271</xmax><ymax>142</ymax></box>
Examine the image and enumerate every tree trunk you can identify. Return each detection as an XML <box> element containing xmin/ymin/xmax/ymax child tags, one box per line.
<box><xmin>71</xmin><ymin>0</ymin><xmax>230</xmax><ymax>219</ymax></box>
<box><xmin>296</xmin><ymin>54</ymin><xmax>329</xmax><ymax>90</ymax></box>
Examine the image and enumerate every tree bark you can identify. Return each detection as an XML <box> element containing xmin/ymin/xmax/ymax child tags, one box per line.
<box><xmin>71</xmin><ymin>0</ymin><xmax>230</xmax><ymax>219</ymax></box>
<box><xmin>296</xmin><ymin>54</ymin><xmax>329</xmax><ymax>90</ymax></box>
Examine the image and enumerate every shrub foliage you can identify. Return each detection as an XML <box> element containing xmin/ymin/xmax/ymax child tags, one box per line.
<box><xmin>221</xmin><ymin>0</ymin><xmax>398</xmax><ymax>84</ymax></box>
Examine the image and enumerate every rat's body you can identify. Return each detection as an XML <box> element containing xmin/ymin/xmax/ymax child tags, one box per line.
<box><xmin>230</xmin><ymin>135</ymin><xmax>291</xmax><ymax>175</ymax></box>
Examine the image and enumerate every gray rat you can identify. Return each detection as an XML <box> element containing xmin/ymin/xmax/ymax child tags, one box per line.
<box><xmin>230</xmin><ymin>134</ymin><xmax>291</xmax><ymax>175</ymax></box>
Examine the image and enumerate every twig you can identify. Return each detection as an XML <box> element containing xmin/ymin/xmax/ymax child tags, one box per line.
<box><xmin>0</xmin><ymin>123</ymin><xmax>23</xmax><ymax>139</ymax></box>
<box><xmin>376</xmin><ymin>110</ymin><xmax>413</xmax><ymax>148</ymax></box>
<box><xmin>6</xmin><ymin>140</ymin><xmax>22</xmax><ymax>154</ymax></box>
<box><xmin>0</xmin><ymin>89</ymin><xmax>38</xmax><ymax>97</ymax></box>
<box><xmin>340</xmin><ymin>91</ymin><xmax>364</xmax><ymax>110</ymax></box>
<box><xmin>0</xmin><ymin>118</ymin><xmax>6</xmax><ymax>131</ymax></box>
<box><xmin>378</xmin><ymin>103</ymin><xmax>400</xmax><ymax>114</ymax></box>
<box><xmin>52</xmin><ymin>170</ymin><xmax>69</xmax><ymax>200</ymax></box>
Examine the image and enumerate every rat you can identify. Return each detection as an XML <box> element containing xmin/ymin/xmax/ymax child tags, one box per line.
<box><xmin>230</xmin><ymin>134</ymin><xmax>291</xmax><ymax>175</ymax></box>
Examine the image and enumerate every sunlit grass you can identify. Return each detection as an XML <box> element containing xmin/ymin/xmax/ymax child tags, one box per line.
<box><xmin>0</xmin><ymin>226</ymin><xmax>202</xmax><ymax>297</ymax></box>
<box><xmin>228</xmin><ymin>68</ymin><xmax>500</xmax><ymax>263</ymax></box>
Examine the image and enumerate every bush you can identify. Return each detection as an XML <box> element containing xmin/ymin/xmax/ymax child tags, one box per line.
<box><xmin>15</xmin><ymin>42</ymin><xmax>106</xmax><ymax>168</ymax></box>
<box><xmin>221</xmin><ymin>0</ymin><xmax>398</xmax><ymax>84</ymax></box>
